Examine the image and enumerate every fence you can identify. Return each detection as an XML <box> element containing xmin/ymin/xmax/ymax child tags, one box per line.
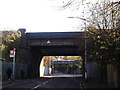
<box><xmin>1</xmin><ymin>60</ymin><xmax>28</xmax><ymax>80</ymax></box>
<box><xmin>86</xmin><ymin>61</ymin><xmax>100</xmax><ymax>80</ymax></box>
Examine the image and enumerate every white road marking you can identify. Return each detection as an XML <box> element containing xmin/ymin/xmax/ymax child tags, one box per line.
<box><xmin>31</xmin><ymin>84</ymin><xmax>42</xmax><ymax>90</ymax></box>
<box><xmin>79</xmin><ymin>83</ymin><xmax>83</xmax><ymax>90</ymax></box>
<box><xmin>43</xmin><ymin>81</ymin><xmax>49</xmax><ymax>85</ymax></box>
<box><xmin>31</xmin><ymin>79</ymin><xmax>53</xmax><ymax>90</ymax></box>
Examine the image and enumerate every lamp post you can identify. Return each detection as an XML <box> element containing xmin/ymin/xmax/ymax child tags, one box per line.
<box><xmin>68</xmin><ymin>16</ymin><xmax>88</xmax><ymax>79</ymax></box>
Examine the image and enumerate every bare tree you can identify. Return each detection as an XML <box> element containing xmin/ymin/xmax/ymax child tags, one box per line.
<box><xmin>61</xmin><ymin>0</ymin><xmax>120</xmax><ymax>63</ymax></box>
<box><xmin>86</xmin><ymin>0</ymin><xmax>120</xmax><ymax>65</ymax></box>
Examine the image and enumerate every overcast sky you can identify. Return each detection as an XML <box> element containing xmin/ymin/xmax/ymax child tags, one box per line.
<box><xmin>0</xmin><ymin>0</ymin><xmax>118</xmax><ymax>32</ymax></box>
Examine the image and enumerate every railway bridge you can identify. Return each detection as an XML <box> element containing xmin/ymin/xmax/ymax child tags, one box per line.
<box><xmin>18</xmin><ymin>29</ymin><xmax>85</xmax><ymax>78</ymax></box>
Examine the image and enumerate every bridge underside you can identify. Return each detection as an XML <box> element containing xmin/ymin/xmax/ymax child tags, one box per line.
<box><xmin>31</xmin><ymin>45</ymin><xmax>84</xmax><ymax>56</ymax></box>
<box><xmin>28</xmin><ymin>45</ymin><xmax>85</xmax><ymax>78</ymax></box>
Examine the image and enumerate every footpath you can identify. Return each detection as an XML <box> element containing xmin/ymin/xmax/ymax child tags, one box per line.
<box><xmin>73</xmin><ymin>77</ymin><xmax>110</xmax><ymax>88</ymax></box>
<box><xmin>2</xmin><ymin>79</ymin><xmax>32</xmax><ymax>87</ymax></box>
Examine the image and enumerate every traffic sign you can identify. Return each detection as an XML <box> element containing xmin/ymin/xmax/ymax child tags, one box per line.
<box><xmin>47</xmin><ymin>40</ymin><xmax>51</xmax><ymax>44</ymax></box>
<box><xmin>10</xmin><ymin>50</ymin><xmax>14</xmax><ymax>54</ymax></box>
<box><xmin>10</xmin><ymin>50</ymin><xmax>14</xmax><ymax>57</ymax></box>
<box><xmin>14</xmin><ymin>48</ymin><xmax>16</xmax><ymax>51</ymax></box>
<box><xmin>10</xmin><ymin>54</ymin><xmax>14</xmax><ymax>57</ymax></box>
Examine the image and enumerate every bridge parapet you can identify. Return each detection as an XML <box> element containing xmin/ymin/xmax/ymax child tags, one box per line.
<box><xmin>26</xmin><ymin>32</ymin><xmax>85</xmax><ymax>47</ymax></box>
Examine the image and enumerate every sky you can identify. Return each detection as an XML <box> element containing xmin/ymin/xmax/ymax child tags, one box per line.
<box><xmin>0</xmin><ymin>0</ymin><xmax>80</xmax><ymax>32</ymax></box>
<box><xmin>0</xmin><ymin>0</ymin><xmax>118</xmax><ymax>32</ymax></box>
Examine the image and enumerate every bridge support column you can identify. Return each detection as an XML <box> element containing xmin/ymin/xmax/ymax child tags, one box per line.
<box><xmin>82</xmin><ymin>55</ymin><xmax>86</xmax><ymax>80</ymax></box>
<box><xmin>28</xmin><ymin>48</ymin><xmax>43</xmax><ymax>78</ymax></box>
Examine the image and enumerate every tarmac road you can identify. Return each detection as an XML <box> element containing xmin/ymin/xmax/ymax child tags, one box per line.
<box><xmin>2</xmin><ymin>77</ymin><xmax>81</xmax><ymax>90</ymax></box>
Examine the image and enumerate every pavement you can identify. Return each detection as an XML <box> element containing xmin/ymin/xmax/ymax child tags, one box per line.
<box><xmin>73</xmin><ymin>77</ymin><xmax>110</xmax><ymax>88</ymax></box>
<box><xmin>1</xmin><ymin>79</ymin><xmax>32</xmax><ymax>87</ymax></box>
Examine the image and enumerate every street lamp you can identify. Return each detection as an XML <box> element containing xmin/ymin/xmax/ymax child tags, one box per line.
<box><xmin>68</xmin><ymin>17</ymin><xmax>90</xmax><ymax>22</ymax></box>
<box><xmin>68</xmin><ymin>16</ymin><xmax>87</xmax><ymax>79</ymax></box>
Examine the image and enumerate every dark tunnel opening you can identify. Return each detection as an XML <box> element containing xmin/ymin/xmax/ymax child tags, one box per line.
<box><xmin>28</xmin><ymin>46</ymin><xmax>85</xmax><ymax>79</ymax></box>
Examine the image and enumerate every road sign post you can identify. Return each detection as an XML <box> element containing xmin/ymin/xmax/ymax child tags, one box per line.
<box><xmin>13</xmin><ymin>49</ymin><xmax>16</xmax><ymax>80</ymax></box>
<box><xmin>10</xmin><ymin>48</ymin><xmax>16</xmax><ymax>80</ymax></box>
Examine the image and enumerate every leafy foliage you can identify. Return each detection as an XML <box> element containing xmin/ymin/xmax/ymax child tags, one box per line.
<box><xmin>1</xmin><ymin>30</ymin><xmax>21</xmax><ymax>61</ymax></box>
<box><xmin>86</xmin><ymin>1</ymin><xmax>120</xmax><ymax>66</ymax></box>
